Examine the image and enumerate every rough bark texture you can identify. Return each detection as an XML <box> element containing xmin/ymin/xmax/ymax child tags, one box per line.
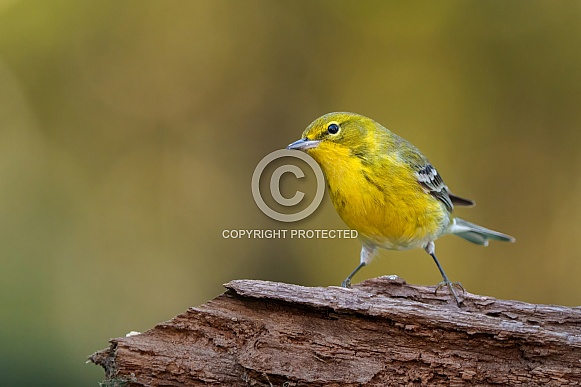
<box><xmin>89</xmin><ymin>276</ymin><xmax>581</xmax><ymax>386</ymax></box>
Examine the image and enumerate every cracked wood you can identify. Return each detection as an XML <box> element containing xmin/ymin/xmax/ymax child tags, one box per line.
<box><xmin>89</xmin><ymin>276</ymin><xmax>581</xmax><ymax>386</ymax></box>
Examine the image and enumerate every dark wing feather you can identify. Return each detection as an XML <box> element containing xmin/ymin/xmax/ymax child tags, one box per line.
<box><xmin>449</xmin><ymin>192</ymin><xmax>475</xmax><ymax>207</ymax></box>
<box><xmin>391</xmin><ymin>133</ymin><xmax>474</xmax><ymax>212</ymax></box>
<box><xmin>416</xmin><ymin>164</ymin><xmax>454</xmax><ymax>212</ymax></box>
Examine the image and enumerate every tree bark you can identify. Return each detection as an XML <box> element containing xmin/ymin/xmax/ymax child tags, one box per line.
<box><xmin>89</xmin><ymin>276</ymin><xmax>581</xmax><ymax>386</ymax></box>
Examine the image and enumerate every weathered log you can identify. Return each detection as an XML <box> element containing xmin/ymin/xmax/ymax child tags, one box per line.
<box><xmin>89</xmin><ymin>276</ymin><xmax>581</xmax><ymax>386</ymax></box>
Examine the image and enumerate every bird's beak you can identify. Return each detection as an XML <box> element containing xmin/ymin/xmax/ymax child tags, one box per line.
<box><xmin>286</xmin><ymin>138</ymin><xmax>320</xmax><ymax>151</ymax></box>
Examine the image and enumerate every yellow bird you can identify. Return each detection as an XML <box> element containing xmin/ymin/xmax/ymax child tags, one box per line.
<box><xmin>287</xmin><ymin>112</ymin><xmax>514</xmax><ymax>305</ymax></box>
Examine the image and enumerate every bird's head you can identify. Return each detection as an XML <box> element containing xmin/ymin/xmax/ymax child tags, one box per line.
<box><xmin>287</xmin><ymin>112</ymin><xmax>383</xmax><ymax>168</ymax></box>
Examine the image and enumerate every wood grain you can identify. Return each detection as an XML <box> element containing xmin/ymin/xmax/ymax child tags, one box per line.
<box><xmin>89</xmin><ymin>276</ymin><xmax>581</xmax><ymax>386</ymax></box>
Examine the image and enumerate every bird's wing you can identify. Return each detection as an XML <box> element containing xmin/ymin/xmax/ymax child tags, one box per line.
<box><xmin>393</xmin><ymin>134</ymin><xmax>474</xmax><ymax>212</ymax></box>
<box><xmin>415</xmin><ymin>163</ymin><xmax>454</xmax><ymax>212</ymax></box>
<box><xmin>449</xmin><ymin>191</ymin><xmax>475</xmax><ymax>207</ymax></box>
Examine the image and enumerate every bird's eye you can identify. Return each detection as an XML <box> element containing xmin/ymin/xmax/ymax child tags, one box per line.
<box><xmin>327</xmin><ymin>123</ymin><xmax>340</xmax><ymax>135</ymax></box>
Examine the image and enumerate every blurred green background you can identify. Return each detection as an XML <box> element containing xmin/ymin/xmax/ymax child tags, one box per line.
<box><xmin>1</xmin><ymin>0</ymin><xmax>580</xmax><ymax>385</ymax></box>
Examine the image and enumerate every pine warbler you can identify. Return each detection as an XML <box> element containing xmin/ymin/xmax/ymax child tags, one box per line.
<box><xmin>287</xmin><ymin>112</ymin><xmax>515</xmax><ymax>306</ymax></box>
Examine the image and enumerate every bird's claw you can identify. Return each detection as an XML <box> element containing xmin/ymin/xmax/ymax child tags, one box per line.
<box><xmin>435</xmin><ymin>281</ymin><xmax>465</xmax><ymax>294</ymax></box>
<box><xmin>435</xmin><ymin>281</ymin><xmax>464</xmax><ymax>306</ymax></box>
<box><xmin>341</xmin><ymin>279</ymin><xmax>352</xmax><ymax>288</ymax></box>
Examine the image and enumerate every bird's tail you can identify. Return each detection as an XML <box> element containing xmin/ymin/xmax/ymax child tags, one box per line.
<box><xmin>449</xmin><ymin>218</ymin><xmax>515</xmax><ymax>246</ymax></box>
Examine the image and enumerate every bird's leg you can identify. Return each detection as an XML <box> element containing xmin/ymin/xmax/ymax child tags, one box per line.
<box><xmin>424</xmin><ymin>241</ymin><xmax>464</xmax><ymax>306</ymax></box>
<box><xmin>341</xmin><ymin>262</ymin><xmax>365</xmax><ymax>288</ymax></box>
<box><xmin>341</xmin><ymin>244</ymin><xmax>376</xmax><ymax>288</ymax></box>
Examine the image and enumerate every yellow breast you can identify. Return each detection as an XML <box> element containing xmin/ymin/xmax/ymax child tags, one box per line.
<box><xmin>309</xmin><ymin>143</ymin><xmax>448</xmax><ymax>250</ymax></box>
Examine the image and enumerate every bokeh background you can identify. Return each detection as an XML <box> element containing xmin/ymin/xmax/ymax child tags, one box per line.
<box><xmin>1</xmin><ymin>0</ymin><xmax>581</xmax><ymax>385</ymax></box>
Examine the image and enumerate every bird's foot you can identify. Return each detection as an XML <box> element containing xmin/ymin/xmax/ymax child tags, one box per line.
<box><xmin>435</xmin><ymin>281</ymin><xmax>464</xmax><ymax>306</ymax></box>
<box><xmin>340</xmin><ymin>279</ymin><xmax>352</xmax><ymax>288</ymax></box>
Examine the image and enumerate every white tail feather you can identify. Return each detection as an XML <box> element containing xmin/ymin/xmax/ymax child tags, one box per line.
<box><xmin>449</xmin><ymin>218</ymin><xmax>515</xmax><ymax>245</ymax></box>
